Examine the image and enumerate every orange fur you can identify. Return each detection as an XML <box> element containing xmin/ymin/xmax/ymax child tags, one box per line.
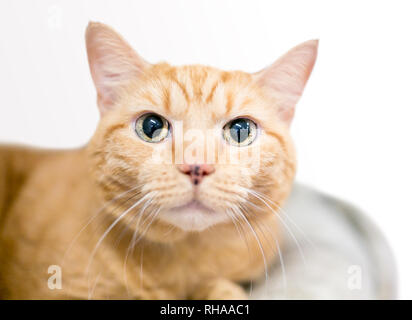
<box><xmin>0</xmin><ymin>22</ymin><xmax>317</xmax><ymax>299</ymax></box>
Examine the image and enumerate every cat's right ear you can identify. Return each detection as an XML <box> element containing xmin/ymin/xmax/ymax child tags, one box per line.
<box><xmin>85</xmin><ymin>22</ymin><xmax>149</xmax><ymax>115</ymax></box>
<box><xmin>253</xmin><ymin>40</ymin><xmax>318</xmax><ymax>125</ymax></box>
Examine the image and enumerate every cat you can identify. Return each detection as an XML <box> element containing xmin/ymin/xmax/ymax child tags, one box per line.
<box><xmin>0</xmin><ymin>22</ymin><xmax>317</xmax><ymax>299</ymax></box>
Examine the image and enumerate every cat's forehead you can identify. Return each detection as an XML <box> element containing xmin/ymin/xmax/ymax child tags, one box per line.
<box><xmin>131</xmin><ymin>63</ymin><xmax>264</xmax><ymax>124</ymax></box>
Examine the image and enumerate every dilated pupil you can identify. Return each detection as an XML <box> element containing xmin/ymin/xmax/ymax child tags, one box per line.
<box><xmin>142</xmin><ymin>115</ymin><xmax>163</xmax><ymax>139</ymax></box>
<box><xmin>230</xmin><ymin>119</ymin><xmax>250</xmax><ymax>143</ymax></box>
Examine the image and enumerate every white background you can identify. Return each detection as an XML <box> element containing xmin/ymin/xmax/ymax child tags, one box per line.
<box><xmin>0</xmin><ymin>0</ymin><xmax>411</xmax><ymax>298</ymax></box>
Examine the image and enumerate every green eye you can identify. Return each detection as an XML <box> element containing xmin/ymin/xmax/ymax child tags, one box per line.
<box><xmin>135</xmin><ymin>113</ymin><xmax>169</xmax><ymax>143</ymax></box>
<box><xmin>223</xmin><ymin>118</ymin><xmax>257</xmax><ymax>147</ymax></box>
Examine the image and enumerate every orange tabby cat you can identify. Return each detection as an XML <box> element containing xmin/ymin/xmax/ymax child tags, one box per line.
<box><xmin>0</xmin><ymin>22</ymin><xmax>317</xmax><ymax>299</ymax></box>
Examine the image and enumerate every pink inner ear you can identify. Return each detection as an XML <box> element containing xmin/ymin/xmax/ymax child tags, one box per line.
<box><xmin>85</xmin><ymin>22</ymin><xmax>150</xmax><ymax>115</ymax></box>
<box><xmin>96</xmin><ymin>87</ymin><xmax>116</xmax><ymax>114</ymax></box>
<box><xmin>277</xmin><ymin>106</ymin><xmax>295</xmax><ymax>123</ymax></box>
<box><xmin>255</xmin><ymin>40</ymin><xmax>318</xmax><ymax>124</ymax></box>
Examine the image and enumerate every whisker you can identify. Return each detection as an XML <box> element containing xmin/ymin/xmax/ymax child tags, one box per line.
<box><xmin>243</xmin><ymin>206</ymin><xmax>288</xmax><ymax>291</ymax></box>
<box><xmin>255</xmin><ymin>191</ymin><xmax>316</xmax><ymax>248</ymax></box>
<box><xmin>162</xmin><ymin>224</ymin><xmax>177</xmax><ymax>237</ymax></box>
<box><xmin>273</xmin><ymin>230</ymin><xmax>287</xmax><ymax>290</ymax></box>
<box><xmin>115</xmin><ymin>193</ymin><xmax>154</xmax><ymax>247</ymax></box>
<box><xmin>232</xmin><ymin>206</ymin><xmax>268</xmax><ymax>284</ymax></box>
<box><xmin>62</xmin><ymin>185</ymin><xmax>143</xmax><ymax>266</ymax></box>
<box><xmin>235</xmin><ymin>205</ymin><xmax>282</xmax><ymax>295</ymax></box>
<box><xmin>86</xmin><ymin>192</ymin><xmax>154</xmax><ymax>294</ymax></box>
<box><xmin>225</xmin><ymin>207</ymin><xmax>252</xmax><ymax>256</ymax></box>
<box><xmin>250</xmin><ymin>188</ymin><xmax>315</xmax><ymax>249</ymax></box>
<box><xmin>238</xmin><ymin>202</ymin><xmax>277</xmax><ymax>252</ymax></box>
<box><xmin>88</xmin><ymin>271</ymin><xmax>102</xmax><ymax>300</ymax></box>
<box><xmin>133</xmin><ymin>206</ymin><xmax>162</xmax><ymax>246</ymax></box>
<box><xmin>230</xmin><ymin>207</ymin><xmax>261</xmax><ymax>293</ymax></box>
<box><xmin>225</xmin><ymin>208</ymin><xmax>255</xmax><ymax>297</ymax></box>
<box><xmin>240</xmin><ymin>187</ymin><xmax>307</xmax><ymax>265</ymax></box>
<box><xmin>123</xmin><ymin>205</ymin><xmax>162</xmax><ymax>296</ymax></box>
<box><xmin>122</xmin><ymin>194</ymin><xmax>157</xmax><ymax>297</ymax></box>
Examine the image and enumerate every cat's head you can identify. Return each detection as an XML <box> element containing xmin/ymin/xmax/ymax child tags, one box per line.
<box><xmin>86</xmin><ymin>22</ymin><xmax>317</xmax><ymax>236</ymax></box>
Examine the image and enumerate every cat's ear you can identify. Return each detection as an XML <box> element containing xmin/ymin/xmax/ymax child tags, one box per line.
<box><xmin>85</xmin><ymin>22</ymin><xmax>150</xmax><ymax>115</ymax></box>
<box><xmin>254</xmin><ymin>40</ymin><xmax>318</xmax><ymax>124</ymax></box>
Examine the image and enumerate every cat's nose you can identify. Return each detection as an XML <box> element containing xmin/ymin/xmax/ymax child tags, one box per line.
<box><xmin>177</xmin><ymin>164</ymin><xmax>215</xmax><ymax>185</ymax></box>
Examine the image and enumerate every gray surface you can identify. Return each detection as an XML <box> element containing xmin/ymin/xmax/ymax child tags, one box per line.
<box><xmin>249</xmin><ymin>183</ymin><xmax>397</xmax><ymax>299</ymax></box>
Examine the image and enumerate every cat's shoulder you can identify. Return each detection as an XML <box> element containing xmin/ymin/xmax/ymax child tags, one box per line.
<box><xmin>0</xmin><ymin>145</ymin><xmax>83</xmax><ymax>219</ymax></box>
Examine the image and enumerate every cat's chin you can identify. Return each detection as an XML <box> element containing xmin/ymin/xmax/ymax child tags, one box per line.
<box><xmin>159</xmin><ymin>200</ymin><xmax>229</xmax><ymax>232</ymax></box>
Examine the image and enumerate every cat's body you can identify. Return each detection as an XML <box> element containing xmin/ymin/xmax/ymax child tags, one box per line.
<box><xmin>0</xmin><ymin>23</ymin><xmax>317</xmax><ymax>299</ymax></box>
<box><xmin>0</xmin><ymin>146</ymin><xmax>276</xmax><ymax>299</ymax></box>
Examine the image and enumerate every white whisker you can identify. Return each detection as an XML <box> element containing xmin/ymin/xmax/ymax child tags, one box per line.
<box><xmin>225</xmin><ymin>208</ymin><xmax>254</xmax><ymax>296</ymax></box>
<box><xmin>86</xmin><ymin>192</ymin><xmax>154</xmax><ymax>295</ymax></box>
<box><xmin>122</xmin><ymin>194</ymin><xmax>158</xmax><ymax>296</ymax></box>
<box><xmin>249</xmin><ymin>188</ymin><xmax>315</xmax><ymax>249</ymax></box>
<box><xmin>232</xmin><ymin>206</ymin><xmax>268</xmax><ymax>283</ymax></box>
<box><xmin>123</xmin><ymin>205</ymin><xmax>162</xmax><ymax>295</ymax></box>
<box><xmin>237</xmin><ymin>204</ymin><xmax>285</xmax><ymax>295</ymax></box>
<box><xmin>62</xmin><ymin>185</ymin><xmax>142</xmax><ymax>265</ymax></box>
<box><xmin>240</xmin><ymin>186</ymin><xmax>307</xmax><ymax>266</ymax></box>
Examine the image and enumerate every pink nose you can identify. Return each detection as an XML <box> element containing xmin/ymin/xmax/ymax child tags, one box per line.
<box><xmin>177</xmin><ymin>164</ymin><xmax>215</xmax><ymax>185</ymax></box>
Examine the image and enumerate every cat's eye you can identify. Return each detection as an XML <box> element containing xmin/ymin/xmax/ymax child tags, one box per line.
<box><xmin>135</xmin><ymin>113</ymin><xmax>170</xmax><ymax>143</ymax></box>
<box><xmin>223</xmin><ymin>118</ymin><xmax>257</xmax><ymax>147</ymax></box>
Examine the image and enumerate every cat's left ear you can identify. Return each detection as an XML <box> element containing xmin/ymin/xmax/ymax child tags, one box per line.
<box><xmin>254</xmin><ymin>40</ymin><xmax>318</xmax><ymax>124</ymax></box>
<box><xmin>86</xmin><ymin>22</ymin><xmax>150</xmax><ymax>115</ymax></box>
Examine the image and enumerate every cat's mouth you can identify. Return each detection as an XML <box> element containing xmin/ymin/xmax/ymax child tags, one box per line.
<box><xmin>169</xmin><ymin>199</ymin><xmax>215</xmax><ymax>214</ymax></box>
<box><xmin>160</xmin><ymin>199</ymin><xmax>228</xmax><ymax>231</ymax></box>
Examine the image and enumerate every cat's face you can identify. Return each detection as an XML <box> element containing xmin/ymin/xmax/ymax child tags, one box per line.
<box><xmin>86</xmin><ymin>22</ymin><xmax>317</xmax><ymax>233</ymax></box>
